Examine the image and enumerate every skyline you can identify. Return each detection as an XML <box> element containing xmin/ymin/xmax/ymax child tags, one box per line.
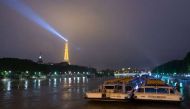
<box><xmin>0</xmin><ymin>0</ymin><xmax>190</xmax><ymax>69</ymax></box>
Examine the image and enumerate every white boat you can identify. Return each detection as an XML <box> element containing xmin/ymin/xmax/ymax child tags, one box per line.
<box><xmin>85</xmin><ymin>77</ymin><xmax>140</xmax><ymax>101</ymax></box>
<box><xmin>133</xmin><ymin>79</ymin><xmax>183</xmax><ymax>102</ymax></box>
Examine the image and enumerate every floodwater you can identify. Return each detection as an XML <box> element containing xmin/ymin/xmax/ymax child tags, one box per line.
<box><xmin>0</xmin><ymin>77</ymin><xmax>190</xmax><ymax>109</ymax></box>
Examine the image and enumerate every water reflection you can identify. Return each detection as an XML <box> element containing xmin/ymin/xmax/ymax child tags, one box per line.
<box><xmin>53</xmin><ymin>78</ymin><xmax>57</xmax><ymax>87</ymax></box>
<box><xmin>0</xmin><ymin>77</ymin><xmax>87</xmax><ymax>92</ymax></box>
<box><xmin>82</xmin><ymin>77</ymin><xmax>85</xmax><ymax>83</ymax></box>
<box><xmin>38</xmin><ymin>79</ymin><xmax>41</xmax><ymax>88</ymax></box>
<box><xmin>7</xmin><ymin>80</ymin><xmax>11</xmax><ymax>91</ymax></box>
<box><xmin>32</xmin><ymin>79</ymin><xmax>40</xmax><ymax>89</ymax></box>
<box><xmin>49</xmin><ymin>79</ymin><xmax>51</xmax><ymax>86</ymax></box>
<box><xmin>1</xmin><ymin>76</ymin><xmax>186</xmax><ymax>94</ymax></box>
<box><xmin>73</xmin><ymin>77</ymin><xmax>76</xmax><ymax>83</ymax></box>
<box><xmin>33</xmin><ymin>79</ymin><xmax>37</xmax><ymax>88</ymax></box>
<box><xmin>24</xmin><ymin>80</ymin><xmax>28</xmax><ymax>90</ymax></box>
<box><xmin>68</xmin><ymin>78</ymin><xmax>71</xmax><ymax>85</ymax></box>
<box><xmin>0</xmin><ymin>77</ymin><xmax>190</xmax><ymax>109</ymax></box>
<box><xmin>77</xmin><ymin>77</ymin><xmax>80</xmax><ymax>84</ymax></box>
<box><xmin>1</xmin><ymin>79</ymin><xmax>11</xmax><ymax>91</ymax></box>
<box><xmin>64</xmin><ymin>77</ymin><xmax>67</xmax><ymax>83</ymax></box>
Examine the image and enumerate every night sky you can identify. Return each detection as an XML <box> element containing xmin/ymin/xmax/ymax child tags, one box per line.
<box><xmin>0</xmin><ymin>0</ymin><xmax>190</xmax><ymax>69</ymax></box>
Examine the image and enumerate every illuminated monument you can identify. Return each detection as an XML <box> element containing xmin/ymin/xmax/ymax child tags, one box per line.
<box><xmin>64</xmin><ymin>42</ymin><xmax>70</xmax><ymax>64</ymax></box>
<box><xmin>4</xmin><ymin>0</ymin><xmax>70</xmax><ymax>63</ymax></box>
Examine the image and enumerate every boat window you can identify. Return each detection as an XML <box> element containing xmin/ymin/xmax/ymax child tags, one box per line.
<box><xmin>170</xmin><ymin>89</ymin><xmax>175</xmax><ymax>94</ymax></box>
<box><xmin>137</xmin><ymin>88</ymin><xmax>144</xmax><ymax>92</ymax></box>
<box><xmin>125</xmin><ymin>86</ymin><xmax>132</xmax><ymax>91</ymax></box>
<box><xmin>145</xmin><ymin>88</ymin><xmax>156</xmax><ymax>93</ymax></box>
<box><xmin>157</xmin><ymin>88</ymin><xmax>169</xmax><ymax>94</ymax></box>
<box><xmin>105</xmin><ymin>86</ymin><xmax>114</xmax><ymax>89</ymax></box>
<box><xmin>116</xmin><ymin>85</ymin><xmax>122</xmax><ymax>90</ymax></box>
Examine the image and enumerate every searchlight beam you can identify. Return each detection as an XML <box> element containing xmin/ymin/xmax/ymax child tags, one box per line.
<box><xmin>1</xmin><ymin>0</ymin><xmax>68</xmax><ymax>42</ymax></box>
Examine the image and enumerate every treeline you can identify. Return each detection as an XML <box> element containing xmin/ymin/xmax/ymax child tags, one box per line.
<box><xmin>152</xmin><ymin>52</ymin><xmax>190</xmax><ymax>74</ymax></box>
<box><xmin>0</xmin><ymin>58</ymin><xmax>97</xmax><ymax>76</ymax></box>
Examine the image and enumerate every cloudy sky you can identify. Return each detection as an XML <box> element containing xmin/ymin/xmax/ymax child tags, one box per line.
<box><xmin>0</xmin><ymin>0</ymin><xmax>190</xmax><ymax>69</ymax></box>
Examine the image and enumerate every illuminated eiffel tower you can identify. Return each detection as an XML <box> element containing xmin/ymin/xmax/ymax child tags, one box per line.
<box><xmin>64</xmin><ymin>42</ymin><xmax>70</xmax><ymax>64</ymax></box>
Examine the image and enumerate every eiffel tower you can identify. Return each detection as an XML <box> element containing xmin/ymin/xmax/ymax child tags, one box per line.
<box><xmin>64</xmin><ymin>42</ymin><xmax>70</xmax><ymax>64</ymax></box>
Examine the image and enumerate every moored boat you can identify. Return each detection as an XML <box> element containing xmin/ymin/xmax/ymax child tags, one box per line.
<box><xmin>133</xmin><ymin>79</ymin><xmax>184</xmax><ymax>102</ymax></box>
<box><xmin>85</xmin><ymin>77</ymin><xmax>140</xmax><ymax>101</ymax></box>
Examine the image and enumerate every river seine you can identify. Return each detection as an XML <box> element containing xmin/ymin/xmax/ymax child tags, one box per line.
<box><xmin>0</xmin><ymin>77</ymin><xmax>189</xmax><ymax>109</ymax></box>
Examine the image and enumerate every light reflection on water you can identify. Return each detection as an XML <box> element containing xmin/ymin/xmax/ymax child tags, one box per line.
<box><xmin>77</xmin><ymin>77</ymin><xmax>80</xmax><ymax>84</ymax></box>
<box><xmin>7</xmin><ymin>81</ymin><xmax>11</xmax><ymax>91</ymax></box>
<box><xmin>0</xmin><ymin>77</ymin><xmax>190</xmax><ymax>109</ymax></box>
<box><xmin>24</xmin><ymin>80</ymin><xmax>28</xmax><ymax>90</ymax></box>
<box><xmin>68</xmin><ymin>78</ymin><xmax>71</xmax><ymax>85</ymax></box>
<box><xmin>53</xmin><ymin>78</ymin><xmax>57</xmax><ymax>87</ymax></box>
<box><xmin>0</xmin><ymin>76</ymin><xmax>88</xmax><ymax>91</ymax></box>
<box><xmin>1</xmin><ymin>77</ymin><xmax>189</xmax><ymax>95</ymax></box>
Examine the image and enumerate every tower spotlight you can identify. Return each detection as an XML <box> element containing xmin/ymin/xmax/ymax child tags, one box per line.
<box><xmin>1</xmin><ymin>0</ymin><xmax>68</xmax><ymax>42</ymax></box>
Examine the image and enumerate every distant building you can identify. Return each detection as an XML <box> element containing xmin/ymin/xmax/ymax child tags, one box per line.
<box><xmin>37</xmin><ymin>54</ymin><xmax>43</xmax><ymax>64</ymax></box>
<box><xmin>114</xmin><ymin>67</ymin><xmax>143</xmax><ymax>74</ymax></box>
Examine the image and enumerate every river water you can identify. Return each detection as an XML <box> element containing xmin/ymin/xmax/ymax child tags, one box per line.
<box><xmin>0</xmin><ymin>77</ymin><xmax>190</xmax><ymax>109</ymax></box>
